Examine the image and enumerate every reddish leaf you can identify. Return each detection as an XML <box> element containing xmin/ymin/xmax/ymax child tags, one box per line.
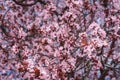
<box><xmin>34</xmin><ymin>67</ymin><xmax>40</xmax><ymax>77</ymax></box>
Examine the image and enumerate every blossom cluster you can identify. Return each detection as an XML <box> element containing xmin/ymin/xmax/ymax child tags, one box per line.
<box><xmin>0</xmin><ymin>0</ymin><xmax>120</xmax><ymax>80</ymax></box>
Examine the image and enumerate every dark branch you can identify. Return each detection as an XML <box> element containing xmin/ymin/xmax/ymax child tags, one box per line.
<box><xmin>12</xmin><ymin>0</ymin><xmax>46</xmax><ymax>6</ymax></box>
<box><xmin>13</xmin><ymin>0</ymin><xmax>38</xmax><ymax>6</ymax></box>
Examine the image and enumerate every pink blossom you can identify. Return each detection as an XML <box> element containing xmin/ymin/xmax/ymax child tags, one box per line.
<box><xmin>0</xmin><ymin>0</ymin><xmax>120</xmax><ymax>80</ymax></box>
